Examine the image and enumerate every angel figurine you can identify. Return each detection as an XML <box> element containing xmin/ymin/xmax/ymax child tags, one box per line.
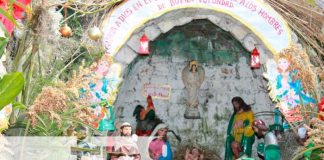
<box><xmin>84</xmin><ymin>55</ymin><xmax>117</xmax><ymax>131</ymax></box>
<box><xmin>263</xmin><ymin>49</ymin><xmax>316</xmax><ymax>122</ymax></box>
<box><xmin>182</xmin><ymin>60</ymin><xmax>205</xmax><ymax>119</ymax></box>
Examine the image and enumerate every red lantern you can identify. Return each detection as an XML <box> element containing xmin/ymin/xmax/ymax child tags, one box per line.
<box><xmin>139</xmin><ymin>33</ymin><xmax>149</xmax><ymax>55</ymax></box>
<box><xmin>250</xmin><ymin>47</ymin><xmax>260</xmax><ymax>68</ymax></box>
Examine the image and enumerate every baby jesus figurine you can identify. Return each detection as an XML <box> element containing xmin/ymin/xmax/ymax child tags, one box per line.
<box><xmin>185</xmin><ymin>147</ymin><xmax>204</xmax><ymax>160</ymax></box>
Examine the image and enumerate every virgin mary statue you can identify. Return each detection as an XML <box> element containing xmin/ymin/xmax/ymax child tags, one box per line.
<box><xmin>182</xmin><ymin>60</ymin><xmax>205</xmax><ymax>119</ymax></box>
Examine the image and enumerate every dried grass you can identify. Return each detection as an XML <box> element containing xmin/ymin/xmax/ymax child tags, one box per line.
<box><xmin>173</xmin><ymin>145</ymin><xmax>222</xmax><ymax>160</ymax></box>
<box><xmin>307</xmin><ymin>118</ymin><xmax>324</xmax><ymax>145</ymax></box>
<box><xmin>28</xmin><ymin>86</ymin><xmax>68</xmax><ymax>127</ymax></box>
<box><xmin>29</xmin><ymin>86</ymin><xmax>68</xmax><ymax>113</ymax></box>
<box><xmin>279</xmin><ymin>130</ymin><xmax>300</xmax><ymax>159</ymax></box>
<box><xmin>28</xmin><ymin>69</ymin><xmax>96</xmax><ymax>128</ymax></box>
<box><xmin>265</xmin><ymin>0</ymin><xmax>324</xmax><ymax>66</ymax></box>
<box><xmin>304</xmin><ymin>118</ymin><xmax>324</xmax><ymax>157</ymax></box>
<box><xmin>318</xmin><ymin>68</ymin><xmax>324</xmax><ymax>81</ymax></box>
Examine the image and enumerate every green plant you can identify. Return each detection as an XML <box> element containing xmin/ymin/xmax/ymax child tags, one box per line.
<box><xmin>0</xmin><ymin>37</ymin><xmax>9</xmax><ymax>58</ymax></box>
<box><xmin>15</xmin><ymin>82</ymin><xmax>97</xmax><ymax>136</ymax></box>
<box><xmin>0</xmin><ymin>72</ymin><xmax>24</xmax><ymax>110</ymax></box>
<box><xmin>21</xmin><ymin>105</ymin><xmax>96</xmax><ymax>136</ymax></box>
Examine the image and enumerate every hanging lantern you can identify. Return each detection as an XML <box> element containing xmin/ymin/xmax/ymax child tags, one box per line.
<box><xmin>88</xmin><ymin>26</ymin><xmax>102</xmax><ymax>41</ymax></box>
<box><xmin>60</xmin><ymin>24</ymin><xmax>72</xmax><ymax>38</ymax></box>
<box><xmin>250</xmin><ymin>47</ymin><xmax>260</xmax><ymax>68</ymax></box>
<box><xmin>139</xmin><ymin>33</ymin><xmax>149</xmax><ymax>55</ymax></box>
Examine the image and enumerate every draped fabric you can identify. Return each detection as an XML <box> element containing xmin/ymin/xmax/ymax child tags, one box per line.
<box><xmin>225</xmin><ymin>111</ymin><xmax>255</xmax><ymax>159</ymax></box>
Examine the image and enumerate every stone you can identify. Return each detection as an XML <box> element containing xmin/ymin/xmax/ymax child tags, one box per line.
<box><xmin>181</xmin><ymin>9</ymin><xmax>199</xmax><ymax>18</ymax></box>
<box><xmin>122</xmin><ymin>76</ymin><xmax>138</xmax><ymax>90</ymax></box>
<box><xmin>254</xmin><ymin>45</ymin><xmax>268</xmax><ymax>65</ymax></box>
<box><xmin>242</xmin><ymin>34</ymin><xmax>258</xmax><ymax>51</ymax></box>
<box><xmin>127</xmin><ymin>33</ymin><xmax>141</xmax><ymax>53</ymax></box>
<box><xmin>149</xmin><ymin>76</ymin><xmax>169</xmax><ymax>85</ymax></box>
<box><xmin>171</xmin><ymin>53</ymin><xmax>187</xmax><ymax>63</ymax></box>
<box><xmin>153</xmin><ymin>65</ymin><xmax>173</xmax><ymax>77</ymax></box>
<box><xmin>254</xmin><ymin>93</ymin><xmax>273</xmax><ymax>111</ymax></box>
<box><xmin>175</xmin><ymin>17</ymin><xmax>193</xmax><ymax>26</ymax></box>
<box><xmin>114</xmin><ymin>46</ymin><xmax>137</xmax><ymax>65</ymax></box>
<box><xmin>144</xmin><ymin>25</ymin><xmax>162</xmax><ymax>41</ymax></box>
<box><xmin>200</xmin><ymin>81</ymin><xmax>209</xmax><ymax>90</ymax></box>
<box><xmin>204</xmin><ymin>66</ymin><xmax>219</xmax><ymax>78</ymax></box>
<box><xmin>162</xmin><ymin>9</ymin><xmax>183</xmax><ymax>20</ymax></box>
<box><xmin>169</xmin><ymin>77</ymin><xmax>185</xmax><ymax>89</ymax></box>
<box><xmin>218</xmin><ymin>17</ymin><xmax>235</xmax><ymax>32</ymax></box>
<box><xmin>192</xmin><ymin>14</ymin><xmax>208</xmax><ymax>20</ymax></box>
<box><xmin>230</xmin><ymin>24</ymin><xmax>249</xmax><ymax>41</ymax></box>
<box><xmin>169</xmin><ymin>89</ymin><xmax>185</xmax><ymax>104</ymax></box>
<box><xmin>157</xmin><ymin>20</ymin><xmax>177</xmax><ymax>33</ymax></box>
<box><xmin>112</xmin><ymin>16</ymin><xmax>275</xmax><ymax>157</ymax></box>
<box><xmin>237</xmin><ymin>57</ymin><xmax>253</xmax><ymax>77</ymax></box>
<box><xmin>151</xmin><ymin>55</ymin><xmax>168</xmax><ymax>63</ymax></box>
<box><xmin>168</xmin><ymin>103</ymin><xmax>181</xmax><ymax>117</ymax></box>
<box><xmin>207</xmin><ymin>15</ymin><xmax>222</xmax><ymax>25</ymax></box>
<box><xmin>175</xmin><ymin>64</ymin><xmax>188</xmax><ymax>78</ymax></box>
<box><xmin>138</xmin><ymin>63</ymin><xmax>154</xmax><ymax>77</ymax></box>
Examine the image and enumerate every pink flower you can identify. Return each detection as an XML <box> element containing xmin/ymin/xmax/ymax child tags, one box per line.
<box><xmin>282</xmin><ymin>90</ymin><xmax>298</xmax><ymax>109</ymax></box>
<box><xmin>0</xmin><ymin>0</ymin><xmax>31</xmax><ymax>35</ymax></box>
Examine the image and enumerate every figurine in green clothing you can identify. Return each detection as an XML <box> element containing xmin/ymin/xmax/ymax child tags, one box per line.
<box><xmin>252</xmin><ymin>119</ymin><xmax>281</xmax><ymax>160</ymax></box>
<box><xmin>225</xmin><ymin>97</ymin><xmax>255</xmax><ymax>160</ymax></box>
